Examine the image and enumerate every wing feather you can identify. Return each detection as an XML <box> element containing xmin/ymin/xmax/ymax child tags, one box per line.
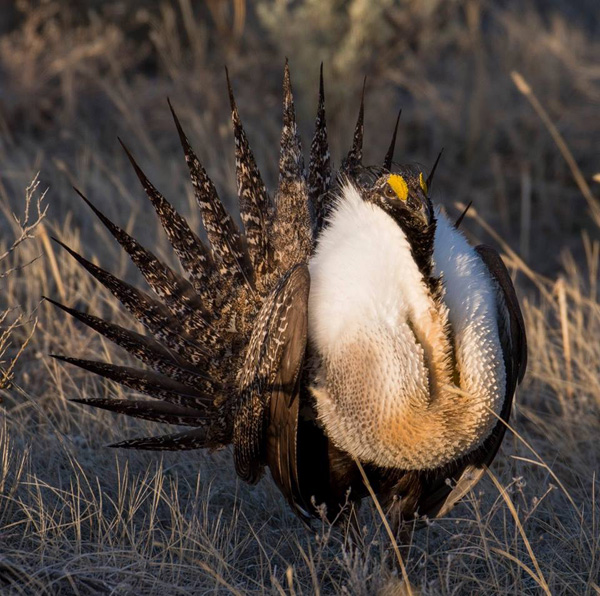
<box><xmin>265</xmin><ymin>270</ymin><xmax>310</xmax><ymax>517</ymax></box>
<box><xmin>233</xmin><ymin>265</ymin><xmax>309</xmax><ymax>484</ymax></box>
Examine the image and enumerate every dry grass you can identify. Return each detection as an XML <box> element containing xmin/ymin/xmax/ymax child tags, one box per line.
<box><xmin>0</xmin><ymin>1</ymin><xmax>598</xmax><ymax>593</ymax></box>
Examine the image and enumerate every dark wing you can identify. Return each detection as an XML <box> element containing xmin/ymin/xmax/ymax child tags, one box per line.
<box><xmin>233</xmin><ymin>264</ymin><xmax>310</xmax><ymax>490</ymax></box>
<box><xmin>419</xmin><ymin>244</ymin><xmax>527</xmax><ymax>519</ymax></box>
<box><xmin>265</xmin><ymin>266</ymin><xmax>310</xmax><ymax>518</ymax></box>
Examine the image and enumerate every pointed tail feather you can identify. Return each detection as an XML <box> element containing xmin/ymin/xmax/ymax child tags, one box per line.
<box><xmin>53</xmin><ymin>355</ymin><xmax>215</xmax><ymax>409</ymax></box>
<box><xmin>271</xmin><ymin>62</ymin><xmax>313</xmax><ymax>269</ymax></box>
<box><xmin>341</xmin><ymin>77</ymin><xmax>366</xmax><ymax>177</ymax></box>
<box><xmin>73</xmin><ymin>188</ymin><xmax>218</xmax><ymax>344</ymax></box>
<box><xmin>308</xmin><ymin>63</ymin><xmax>332</xmax><ymax>234</ymax></box>
<box><xmin>118</xmin><ymin>139</ymin><xmax>219</xmax><ymax>304</ymax></box>
<box><xmin>278</xmin><ymin>59</ymin><xmax>305</xmax><ymax>190</ymax></box>
<box><xmin>225</xmin><ymin>72</ymin><xmax>273</xmax><ymax>279</ymax></box>
<box><xmin>168</xmin><ymin>102</ymin><xmax>254</xmax><ymax>290</ymax></box>
<box><xmin>109</xmin><ymin>427</ymin><xmax>211</xmax><ymax>451</ymax></box>
<box><xmin>53</xmin><ymin>238</ymin><xmax>212</xmax><ymax>368</ymax></box>
<box><xmin>71</xmin><ymin>398</ymin><xmax>209</xmax><ymax>426</ymax></box>
<box><xmin>44</xmin><ymin>297</ymin><xmax>219</xmax><ymax>392</ymax></box>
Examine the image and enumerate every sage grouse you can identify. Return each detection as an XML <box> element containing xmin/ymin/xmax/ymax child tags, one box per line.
<box><xmin>48</xmin><ymin>63</ymin><xmax>527</xmax><ymax>534</ymax></box>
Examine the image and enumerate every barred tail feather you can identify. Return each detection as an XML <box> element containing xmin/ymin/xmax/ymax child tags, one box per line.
<box><xmin>52</xmin><ymin>355</ymin><xmax>214</xmax><ymax>409</ymax></box>
<box><xmin>73</xmin><ymin>188</ymin><xmax>218</xmax><ymax>344</ymax></box>
<box><xmin>308</xmin><ymin>63</ymin><xmax>332</xmax><ymax>234</ymax></box>
<box><xmin>44</xmin><ymin>297</ymin><xmax>218</xmax><ymax>391</ymax></box>
<box><xmin>278</xmin><ymin>60</ymin><xmax>305</xmax><ymax>190</ymax></box>
<box><xmin>169</xmin><ymin>102</ymin><xmax>254</xmax><ymax>290</ymax></box>
<box><xmin>118</xmin><ymin>138</ymin><xmax>219</xmax><ymax>305</ymax></box>
<box><xmin>226</xmin><ymin>70</ymin><xmax>273</xmax><ymax>280</ymax></box>
<box><xmin>109</xmin><ymin>427</ymin><xmax>211</xmax><ymax>451</ymax></box>
<box><xmin>272</xmin><ymin>62</ymin><xmax>312</xmax><ymax>270</ymax></box>
<box><xmin>52</xmin><ymin>239</ymin><xmax>212</xmax><ymax>368</ymax></box>
<box><xmin>341</xmin><ymin>76</ymin><xmax>366</xmax><ymax>177</ymax></box>
<box><xmin>71</xmin><ymin>398</ymin><xmax>209</xmax><ymax>427</ymax></box>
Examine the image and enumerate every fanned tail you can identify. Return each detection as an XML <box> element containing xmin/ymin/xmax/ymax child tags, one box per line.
<box><xmin>50</xmin><ymin>62</ymin><xmax>321</xmax><ymax>466</ymax></box>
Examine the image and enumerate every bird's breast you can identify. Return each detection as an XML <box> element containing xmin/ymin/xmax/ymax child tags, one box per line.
<box><xmin>308</xmin><ymin>184</ymin><xmax>433</xmax><ymax>358</ymax></box>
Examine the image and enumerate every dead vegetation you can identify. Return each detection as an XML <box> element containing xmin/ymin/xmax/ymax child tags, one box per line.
<box><xmin>0</xmin><ymin>1</ymin><xmax>598</xmax><ymax>593</ymax></box>
<box><xmin>0</xmin><ymin>175</ymin><xmax>46</xmax><ymax>390</ymax></box>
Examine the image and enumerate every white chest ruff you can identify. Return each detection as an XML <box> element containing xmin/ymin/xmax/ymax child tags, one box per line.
<box><xmin>308</xmin><ymin>185</ymin><xmax>433</xmax><ymax>353</ymax></box>
<box><xmin>307</xmin><ymin>185</ymin><xmax>507</xmax><ymax>470</ymax></box>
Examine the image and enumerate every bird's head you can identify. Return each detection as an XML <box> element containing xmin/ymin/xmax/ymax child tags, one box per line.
<box><xmin>364</xmin><ymin>168</ymin><xmax>437</xmax><ymax>282</ymax></box>
<box><xmin>366</xmin><ymin>170</ymin><xmax>434</xmax><ymax>233</ymax></box>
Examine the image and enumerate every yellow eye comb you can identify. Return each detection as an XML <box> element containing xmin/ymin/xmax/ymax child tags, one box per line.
<box><xmin>387</xmin><ymin>174</ymin><xmax>408</xmax><ymax>201</ymax></box>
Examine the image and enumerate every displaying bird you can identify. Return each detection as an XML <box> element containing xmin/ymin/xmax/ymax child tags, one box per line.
<box><xmin>47</xmin><ymin>62</ymin><xmax>526</xmax><ymax>537</ymax></box>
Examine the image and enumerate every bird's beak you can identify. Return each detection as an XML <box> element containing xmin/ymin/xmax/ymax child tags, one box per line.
<box><xmin>416</xmin><ymin>192</ymin><xmax>433</xmax><ymax>227</ymax></box>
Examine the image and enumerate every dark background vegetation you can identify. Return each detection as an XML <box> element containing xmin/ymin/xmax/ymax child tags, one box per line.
<box><xmin>0</xmin><ymin>1</ymin><xmax>598</xmax><ymax>594</ymax></box>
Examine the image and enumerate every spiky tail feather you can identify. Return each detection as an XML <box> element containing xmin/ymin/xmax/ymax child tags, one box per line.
<box><xmin>50</xmin><ymin>63</ymin><xmax>322</xmax><ymax>482</ymax></box>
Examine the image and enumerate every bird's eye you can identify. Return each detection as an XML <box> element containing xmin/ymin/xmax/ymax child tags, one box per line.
<box><xmin>384</xmin><ymin>185</ymin><xmax>397</xmax><ymax>199</ymax></box>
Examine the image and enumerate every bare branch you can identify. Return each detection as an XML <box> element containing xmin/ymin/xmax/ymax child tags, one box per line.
<box><xmin>0</xmin><ymin>175</ymin><xmax>48</xmax><ymax>392</ymax></box>
<box><xmin>0</xmin><ymin>173</ymin><xmax>48</xmax><ymax>265</ymax></box>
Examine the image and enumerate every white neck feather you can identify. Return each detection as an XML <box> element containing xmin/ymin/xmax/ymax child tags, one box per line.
<box><xmin>432</xmin><ymin>210</ymin><xmax>507</xmax><ymax>446</ymax></box>
<box><xmin>308</xmin><ymin>184</ymin><xmax>506</xmax><ymax>470</ymax></box>
<box><xmin>309</xmin><ymin>184</ymin><xmax>430</xmax><ymax>353</ymax></box>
